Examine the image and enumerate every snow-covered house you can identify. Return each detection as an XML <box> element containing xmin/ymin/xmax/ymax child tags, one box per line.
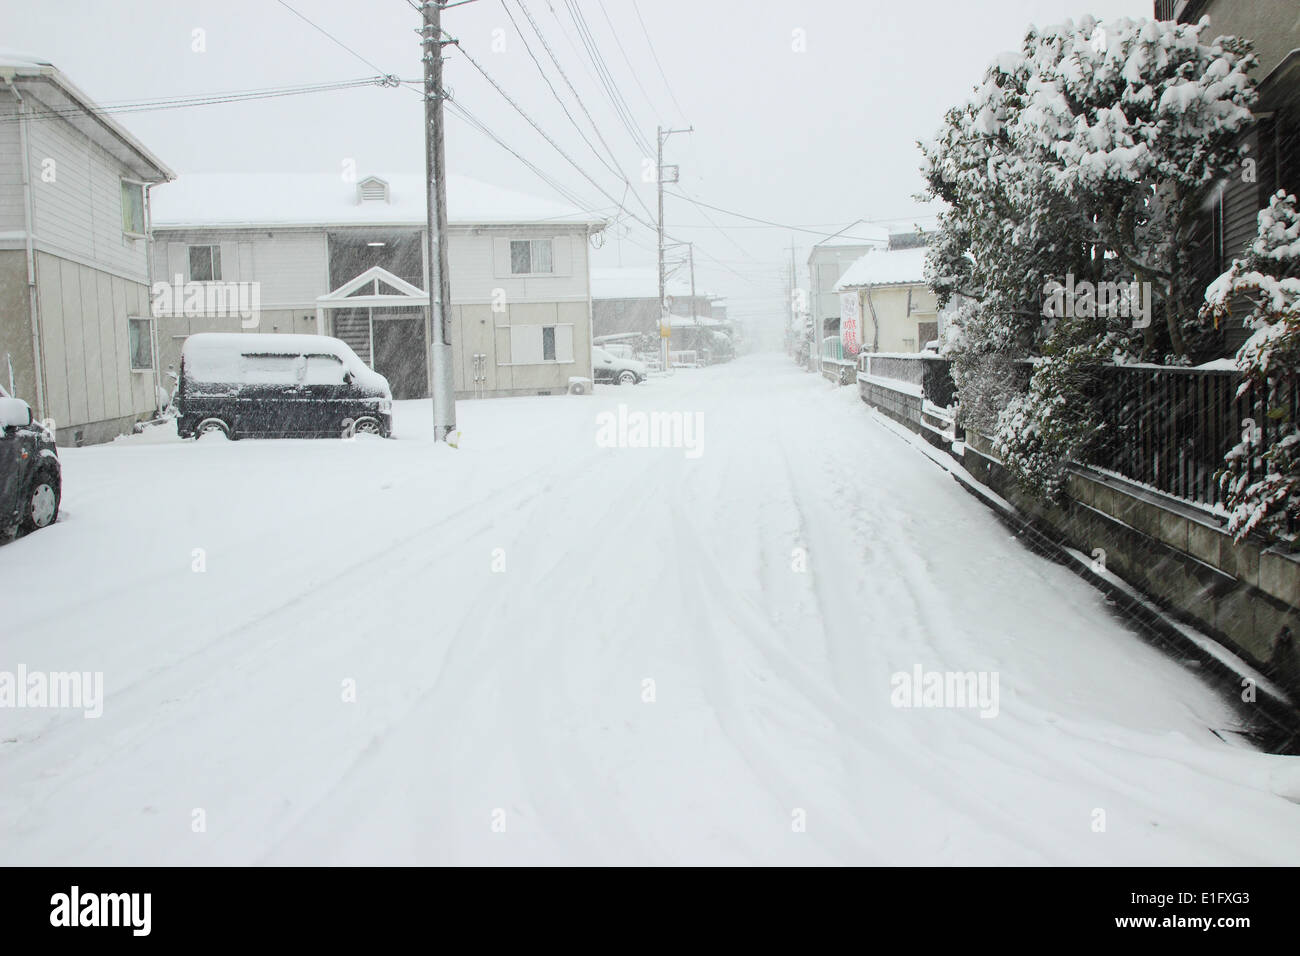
<box><xmin>148</xmin><ymin>173</ymin><xmax>605</xmax><ymax>400</ymax></box>
<box><xmin>0</xmin><ymin>52</ymin><xmax>175</xmax><ymax>444</ymax></box>
<box><xmin>834</xmin><ymin>245</ymin><xmax>939</xmax><ymax>354</ymax></box>
<box><xmin>806</xmin><ymin>220</ymin><xmax>888</xmax><ymax>343</ymax></box>
<box><xmin>590</xmin><ymin>265</ymin><xmax>721</xmax><ymax>340</ymax></box>
<box><xmin>1156</xmin><ymin>0</ymin><xmax>1300</xmax><ymax>352</ymax></box>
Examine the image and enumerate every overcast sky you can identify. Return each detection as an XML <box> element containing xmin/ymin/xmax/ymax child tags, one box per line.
<box><xmin>2</xmin><ymin>0</ymin><xmax>1149</xmax><ymax>327</ymax></box>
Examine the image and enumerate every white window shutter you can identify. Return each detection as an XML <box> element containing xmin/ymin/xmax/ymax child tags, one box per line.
<box><xmin>552</xmin><ymin>236</ymin><xmax>571</xmax><ymax>275</ymax></box>
<box><xmin>493</xmin><ymin>238</ymin><xmax>512</xmax><ymax>278</ymax></box>
<box><xmin>555</xmin><ymin>324</ymin><xmax>573</xmax><ymax>362</ymax></box>
<box><xmin>166</xmin><ymin>243</ymin><xmax>187</xmax><ymax>285</ymax></box>
<box><xmin>510</xmin><ymin>325</ymin><xmax>543</xmax><ymax>364</ymax></box>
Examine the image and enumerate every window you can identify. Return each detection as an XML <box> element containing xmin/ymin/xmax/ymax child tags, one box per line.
<box><xmin>127</xmin><ymin>318</ymin><xmax>153</xmax><ymax>370</ymax></box>
<box><xmin>507</xmin><ymin>324</ymin><xmax>573</xmax><ymax>364</ymax></box>
<box><xmin>303</xmin><ymin>353</ymin><xmax>346</xmax><ymax>385</ymax></box>
<box><xmin>121</xmin><ymin>181</ymin><xmax>145</xmax><ymax>235</ymax></box>
<box><xmin>240</xmin><ymin>354</ymin><xmax>303</xmax><ymax>386</ymax></box>
<box><xmin>510</xmin><ymin>239</ymin><xmax>554</xmax><ymax>275</ymax></box>
<box><xmin>188</xmin><ymin>245</ymin><xmax>222</xmax><ymax>282</ymax></box>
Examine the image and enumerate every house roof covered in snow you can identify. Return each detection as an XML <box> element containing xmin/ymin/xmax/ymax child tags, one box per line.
<box><xmin>0</xmin><ymin>49</ymin><xmax>174</xmax><ymax>182</ymax></box>
<box><xmin>150</xmin><ymin>172</ymin><xmax>605</xmax><ymax>229</ymax></box>
<box><xmin>835</xmin><ymin>246</ymin><xmax>930</xmax><ymax>291</ymax></box>
<box><xmin>590</xmin><ymin>266</ymin><xmax>715</xmax><ymax>301</ymax></box>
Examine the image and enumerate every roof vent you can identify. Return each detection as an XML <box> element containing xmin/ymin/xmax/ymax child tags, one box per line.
<box><xmin>357</xmin><ymin>177</ymin><xmax>389</xmax><ymax>203</ymax></box>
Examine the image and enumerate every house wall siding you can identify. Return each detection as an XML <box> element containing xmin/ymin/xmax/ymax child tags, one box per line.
<box><xmin>25</xmin><ymin>97</ymin><xmax>151</xmax><ymax>282</ymax></box>
<box><xmin>0</xmin><ymin>99</ymin><xmax>26</xmax><ymax>232</ymax></box>
<box><xmin>33</xmin><ymin>250</ymin><xmax>153</xmax><ymax>435</ymax></box>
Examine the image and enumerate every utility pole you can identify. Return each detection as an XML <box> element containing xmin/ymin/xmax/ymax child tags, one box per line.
<box><xmin>422</xmin><ymin>1</ymin><xmax>456</xmax><ymax>441</ymax></box>
<box><xmin>656</xmin><ymin>124</ymin><xmax>691</xmax><ymax>371</ymax></box>
<box><xmin>689</xmin><ymin>243</ymin><xmax>696</xmax><ymax>323</ymax></box>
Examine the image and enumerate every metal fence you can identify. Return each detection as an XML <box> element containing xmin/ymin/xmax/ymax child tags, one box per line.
<box><xmin>854</xmin><ymin>352</ymin><xmax>1300</xmax><ymax>511</ymax></box>
<box><xmin>1087</xmin><ymin>365</ymin><xmax>1298</xmax><ymax>511</ymax></box>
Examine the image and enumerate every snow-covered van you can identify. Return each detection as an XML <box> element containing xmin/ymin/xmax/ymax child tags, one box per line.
<box><xmin>176</xmin><ymin>333</ymin><xmax>393</xmax><ymax>439</ymax></box>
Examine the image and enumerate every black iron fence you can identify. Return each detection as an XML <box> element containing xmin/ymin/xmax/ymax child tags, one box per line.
<box><xmin>859</xmin><ymin>352</ymin><xmax>1299</xmax><ymax>512</ymax></box>
<box><xmin>1088</xmin><ymin>365</ymin><xmax>1297</xmax><ymax>511</ymax></box>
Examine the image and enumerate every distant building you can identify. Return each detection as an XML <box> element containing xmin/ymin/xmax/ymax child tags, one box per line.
<box><xmin>590</xmin><ymin>266</ymin><xmax>720</xmax><ymax>339</ymax></box>
<box><xmin>806</xmin><ymin>220</ymin><xmax>888</xmax><ymax>344</ymax></box>
<box><xmin>149</xmin><ymin>173</ymin><xmax>606</xmax><ymax>400</ymax></box>
<box><xmin>835</xmin><ymin>238</ymin><xmax>939</xmax><ymax>354</ymax></box>
<box><xmin>0</xmin><ymin>52</ymin><xmax>174</xmax><ymax>444</ymax></box>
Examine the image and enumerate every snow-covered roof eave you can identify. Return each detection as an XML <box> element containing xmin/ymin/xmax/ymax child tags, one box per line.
<box><xmin>0</xmin><ymin>54</ymin><xmax>174</xmax><ymax>182</ymax></box>
<box><xmin>152</xmin><ymin>216</ymin><xmax>605</xmax><ymax>231</ymax></box>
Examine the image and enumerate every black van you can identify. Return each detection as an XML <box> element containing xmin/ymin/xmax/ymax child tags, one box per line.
<box><xmin>176</xmin><ymin>333</ymin><xmax>393</xmax><ymax>440</ymax></box>
<box><xmin>0</xmin><ymin>392</ymin><xmax>61</xmax><ymax>540</ymax></box>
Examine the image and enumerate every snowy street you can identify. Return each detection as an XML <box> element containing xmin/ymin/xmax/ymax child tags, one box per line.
<box><xmin>3</xmin><ymin>354</ymin><xmax>1298</xmax><ymax>865</ymax></box>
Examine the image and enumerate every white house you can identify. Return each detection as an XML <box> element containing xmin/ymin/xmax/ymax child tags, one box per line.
<box><xmin>0</xmin><ymin>51</ymin><xmax>174</xmax><ymax>444</ymax></box>
<box><xmin>835</xmin><ymin>245</ymin><xmax>939</xmax><ymax>354</ymax></box>
<box><xmin>148</xmin><ymin>172</ymin><xmax>606</xmax><ymax>400</ymax></box>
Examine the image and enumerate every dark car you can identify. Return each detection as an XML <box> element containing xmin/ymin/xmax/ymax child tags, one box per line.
<box><xmin>592</xmin><ymin>346</ymin><xmax>648</xmax><ymax>385</ymax></box>
<box><xmin>176</xmin><ymin>333</ymin><xmax>393</xmax><ymax>440</ymax></box>
<box><xmin>0</xmin><ymin>393</ymin><xmax>61</xmax><ymax>540</ymax></box>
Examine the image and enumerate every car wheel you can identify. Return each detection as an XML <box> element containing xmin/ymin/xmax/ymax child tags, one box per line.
<box><xmin>196</xmin><ymin>417</ymin><xmax>232</xmax><ymax>439</ymax></box>
<box><xmin>617</xmin><ymin>370</ymin><xmax>638</xmax><ymax>385</ymax></box>
<box><xmin>20</xmin><ymin>471</ymin><xmax>59</xmax><ymax>533</ymax></box>
<box><xmin>350</xmin><ymin>416</ymin><xmax>383</xmax><ymax>437</ymax></box>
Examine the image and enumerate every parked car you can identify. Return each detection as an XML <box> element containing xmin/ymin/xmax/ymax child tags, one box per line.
<box><xmin>602</xmin><ymin>343</ymin><xmax>636</xmax><ymax>361</ymax></box>
<box><xmin>0</xmin><ymin>391</ymin><xmax>60</xmax><ymax>540</ymax></box>
<box><xmin>592</xmin><ymin>346</ymin><xmax>648</xmax><ymax>385</ymax></box>
<box><xmin>176</xmin><ymin>333</ymin><xmax>393</xmax><ymax>439</ymax></box>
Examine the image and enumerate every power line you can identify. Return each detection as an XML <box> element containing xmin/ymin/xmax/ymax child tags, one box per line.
<box><xmin>596</xmin><ymin>0</ymin><xmax>662</xmax><ymax>124</ymax></box>
<box><xmin>0</xmin><ymin>77</ymin><xmax>392</xmax><ymax>125</ymax></box>
<box><xmin>664</xmin><ymin>190</ymin><xmax>927</xmax><ymax>244</ymax></box>
<box><xmin>275</xmin><ymin>0</ymin><xmax>398</xmax><ymax>80</ymax></box>
<box><xmin>560</xmin><ymin>0</ymin><xmax>654</xmax><ymax>156</ymax></box>
<box><xmin>630</xmin><ymin>0</ymin><xmax>687</xmax><ymax>123</ymax></box>
<box><xmin>503</xmin><ymin>0</ymin><xmax>657</xmax><ymax>225</ymax></box>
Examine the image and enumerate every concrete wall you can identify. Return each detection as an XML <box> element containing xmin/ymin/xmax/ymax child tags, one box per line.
<box><xmin>857</xmin><ymin>373</ymin><xmax>1300</xmax><ymax>697</ymax></box>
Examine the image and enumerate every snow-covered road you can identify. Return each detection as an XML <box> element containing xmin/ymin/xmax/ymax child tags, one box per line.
<box><xmin>3</xmin><ymin>353</ymin><xmax>1298</xmax><ymax>865</ymax></box>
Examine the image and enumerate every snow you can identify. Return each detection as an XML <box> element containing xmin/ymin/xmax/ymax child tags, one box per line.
<box><xmin>150</xmin><ymin>172</ymin><xmax>603</xmax><ymax>228</ymax></box>
<box><xmin>836</xmin><ymin>247</ymin><xmax>929</xmax><ymax>290</ymax></box>
<box><xmin>181</xmin><ymin>332</ymin><xmax>391</xmax><ymax>395</ymax></box>
<box><xmin>590</xmin><ymin>267</ymin><xmax>709</xmax><ymax>301</ymax></box>
<box><xmin>0</xmin><ymin>48</ymin><xmax>51</xmax><ymax>70</ymax></box>
<box><xmin>2</xmin><ymin>354</ymin><xmax>1298</xmax><ymax>865</ymax></box>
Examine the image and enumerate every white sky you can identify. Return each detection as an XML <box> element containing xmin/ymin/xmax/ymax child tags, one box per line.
<box><xmin>2</xmin><ymin>0</ymin><xmax>1149</xmax><ymax>328</ymax></box>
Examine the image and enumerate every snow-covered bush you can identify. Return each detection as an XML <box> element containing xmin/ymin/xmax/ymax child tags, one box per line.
<box><xmin>924</xmin><ymin>15</ymin><xmax>1256</xmax><ymax>498</ymax></box>
<box><xmin>1202</xmin><ymin>191</ymin><xmax>1300</xmax><ymax>541</ymax></box>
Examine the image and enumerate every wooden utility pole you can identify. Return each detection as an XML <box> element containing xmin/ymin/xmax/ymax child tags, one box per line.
<box><xmin>656</xmin><ymin>125</ymin><xmax>691</xmax><ymax>371</ymax></box>
<box><xmin>422</xmin><ymin>1</ymin><xmax>456</xmax><ymax>441</ymax></box>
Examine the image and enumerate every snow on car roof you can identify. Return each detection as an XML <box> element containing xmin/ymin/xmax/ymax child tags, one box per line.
<box><xmin>151</xmin><ymin>172</ymin><xmax>604</xmax><ymax>228</ymax></box>
<box><xmin>182</xmin><ymin>332</ymin><xmax>354</xmax><ymax>356</ymax></box>
<box><xmin>835</xmin><ymin>246</ymin><xmax>929</xmax><ymax>290</ymax></box>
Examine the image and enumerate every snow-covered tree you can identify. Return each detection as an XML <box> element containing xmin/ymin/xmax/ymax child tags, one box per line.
<box><xmin>923</xmin><ymin>15</ymin><xmax>1256</xmax><ymax>498</ymax></box>
<box><xmin>1203</xmin><ymin>191</ymin><xmax>1300</xmax><ymax>541</ymax></box>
